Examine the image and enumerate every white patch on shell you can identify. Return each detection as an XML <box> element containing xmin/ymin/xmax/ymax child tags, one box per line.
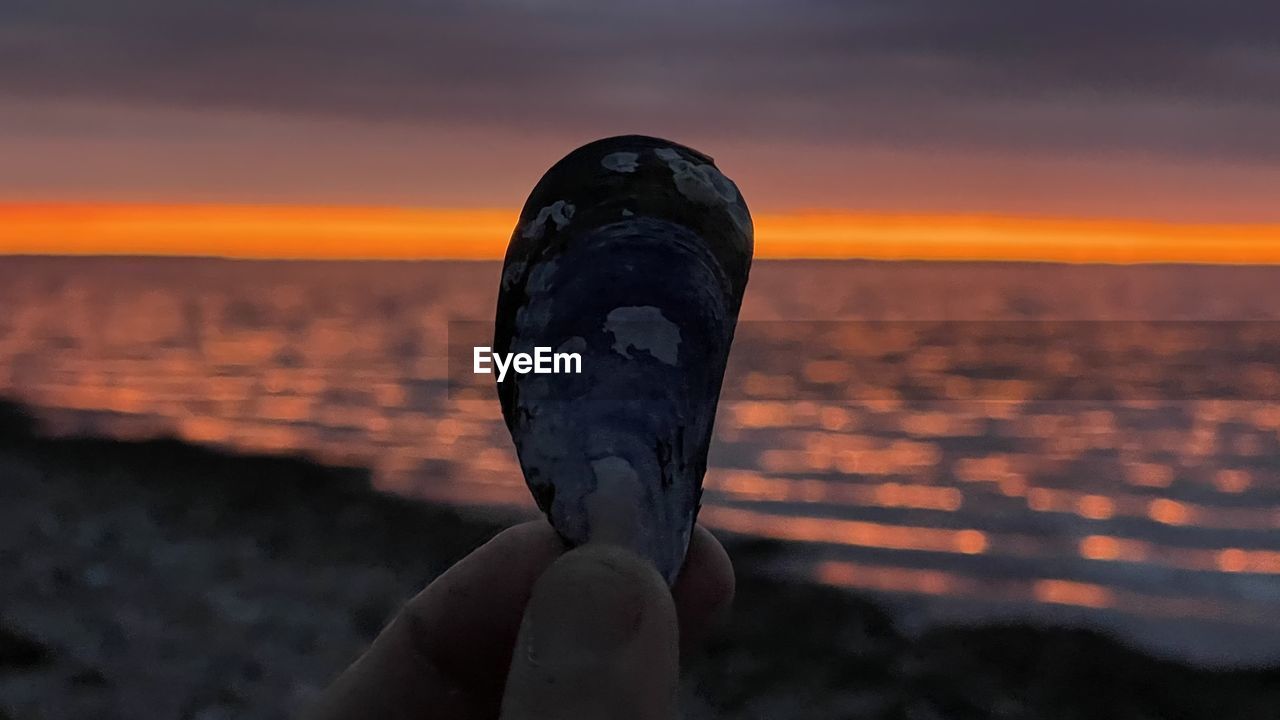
<box><xmin>621</xmin><ymin>208</ymin><xmax>634</xmax><ymax>217</ymax></box>
<box><xmin>585</xmin><ymin>456</ymin><xmax>645</xmax><ymax>545</ymax></box>
<box><xmin>653</xmin><ymin>148</ymin><xmax>752</xmax><ymax>250</ymax></box>
<box><xmin>604</xmin><ymin>306</ymin><xmax>681</xmax><ymax>365</ymax></box>
<box><xmin>501</xmin><ymin>260</ymin><xmax>526</xmax><ymax>290</ymax></box>
<box><xmin>514</xmin><ymin>406</ymin><xmax>571</xmax><ymax>494</ymax></box>
<box><xmin>526</xmin><ymin>258</ymin><xmax>558</xmax><ymax>293</ymax></box>
<box><xmin>515</xmin><ymin>299</ymin><xmax>552</xmax><ymax>335</ymax></box>
<box><xmin>601</xmin><ymin>151</ymin><xmax>640</xmax><ymax>173</ymax></box>
<box><xmin>521</xmin><ymin>200</ymin><xmax>575</xmax><ymax>240</ymax></box>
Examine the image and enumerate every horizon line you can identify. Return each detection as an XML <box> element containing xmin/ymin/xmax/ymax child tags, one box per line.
<box><xmin>3</xmin><ymin>202</ymin><xmax>1280</xmax><ymax>264</ymax></box>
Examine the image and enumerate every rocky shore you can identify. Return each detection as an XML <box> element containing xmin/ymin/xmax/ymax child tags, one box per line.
<box><xmin>1</xmin><ymin>399</ymin><xmax>1277</xmax><ymax>719</ymax></box>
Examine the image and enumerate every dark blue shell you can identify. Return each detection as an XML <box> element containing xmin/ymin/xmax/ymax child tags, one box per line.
<box><xmin>494</xmin><ymin>135</ymin><xmax>752</xmax><ymax>583</ymax></box>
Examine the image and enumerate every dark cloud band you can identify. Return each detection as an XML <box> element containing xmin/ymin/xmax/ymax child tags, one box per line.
<box><xmin>2</xmin><ymin>0</ymin><xmax>1278</xmax><ymax>160</ymax></box>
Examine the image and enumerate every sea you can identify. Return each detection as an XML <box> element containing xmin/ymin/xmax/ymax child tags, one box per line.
<box><xmin>2</xmin><ymin>256</ymin><xmax>1279</xmax><ymax>666</ymax></box>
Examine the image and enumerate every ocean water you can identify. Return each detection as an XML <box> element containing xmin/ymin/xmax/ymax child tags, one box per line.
<box><xmin>2</xmin><ymin>256</ymin><xmax>1279</xmax><ymax>665</ymax></box>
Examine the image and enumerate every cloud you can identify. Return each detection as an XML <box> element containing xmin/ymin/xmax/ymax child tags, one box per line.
<box><xmin>2</xmin><ymin>0</ymin><xmax>1278</xmax><ymax>161</ymax></box>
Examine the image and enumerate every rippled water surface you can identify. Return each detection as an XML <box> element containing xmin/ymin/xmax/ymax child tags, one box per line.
<box><xmin>3</xmin><ymin>257</ymin><xmax>1279</xmax><ymax>665</ymax></box>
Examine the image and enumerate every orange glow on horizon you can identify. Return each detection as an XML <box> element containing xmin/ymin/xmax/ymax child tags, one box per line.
<box><xmin>4</xmin><ymin>203</ymin><xmax>1280</xmax><ymax>263</ymax></box>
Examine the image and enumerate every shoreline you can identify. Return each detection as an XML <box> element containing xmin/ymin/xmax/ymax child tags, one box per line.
<box><xmin>1</xmin><ymin>398</ymin><xmax>1278</xmax><ymax>719</ymax></box>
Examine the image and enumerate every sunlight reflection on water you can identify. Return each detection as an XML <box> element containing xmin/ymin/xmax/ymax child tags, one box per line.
<box><xmin>3</xmin><ymin>257</ymin><xmax>1280</xmax><ymax>663</ymax></box>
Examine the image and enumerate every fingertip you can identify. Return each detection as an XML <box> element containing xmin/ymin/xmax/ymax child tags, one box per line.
<box><xmin>690</xmin><ymin>524</ymin><xmax>736</xmax><ymax>605</ymax></box>
<box><xmin>673</xmin><ymin>524</ymin><xmax>735</xmax><ymax>653</ymax></box>
<box><xmin>524</xmin><ymin>544</ymin><xmax>677</xmax><ymax>657</ymax></box>
<box><xmin>501</xmin><ymin>544</ymin><xmax>679</xmax><ymax>719</ymax></box>
<box><xmin>481</xmin><ymin>518</ymin><xmax>569</xmax><ymax>565</ymax></box>
<box><xmin>403</xmin><ymin>519</ymin><xmax>567</xmax><ymax>693</ymax></box>
<box><xmin>540</xmin><ymin>543</ymin><xmax>674</xmax><ymax>603</ymax></box>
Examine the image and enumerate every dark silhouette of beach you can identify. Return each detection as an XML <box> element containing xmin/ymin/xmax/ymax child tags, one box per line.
<box><xmin>2</xmin><ymin>398</ymin><xmax>1277</xmax><ymax>720</ymax></box>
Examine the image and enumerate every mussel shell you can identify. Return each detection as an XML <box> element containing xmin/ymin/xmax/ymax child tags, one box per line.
<box><xmin>495</xmin><ymin>135</ymin><xmax>752</xmax><ymax>582</ymax></box>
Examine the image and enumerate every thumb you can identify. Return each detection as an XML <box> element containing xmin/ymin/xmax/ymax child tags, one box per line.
<box><xmin>500</xmin><ymin>544</ymin><xmax>679</xmax><ymax>720</ymax></box>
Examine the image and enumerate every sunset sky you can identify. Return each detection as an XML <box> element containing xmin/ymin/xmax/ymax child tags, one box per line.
<box><xmin>2</xmin><ymin>1</ymin><xmax>1278</xmax><ymax>259</ymax></box>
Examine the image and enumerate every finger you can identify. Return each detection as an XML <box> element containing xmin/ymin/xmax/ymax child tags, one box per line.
<box><xmin>672</xmin><ymin>525</ymin><xmax>735</xmax><ymax>655</ymax></box>
<box><xmin>303</xmin><ymin>520</ymin><xmax>566</xmax><ymax>720</ymax></box>
<box><xmin>413</xmin><ymin>522</ymin><xmax>729</xmax><ymax>695</ymax></box>
<box><xmin>305</xmin><ymin>521</ymin><xmax>732</xmax><ymax>720</ymax></box>
<box><xmin>500</xmin><ymin>544</ymin><xmax>679</xmax><ymax>720</ymax></box>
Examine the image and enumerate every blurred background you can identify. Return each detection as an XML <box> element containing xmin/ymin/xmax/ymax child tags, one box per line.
<box><xmin>3</xmin><ymin>1</ymin><xmax>1280</xmax><ymax>718</ymax></box>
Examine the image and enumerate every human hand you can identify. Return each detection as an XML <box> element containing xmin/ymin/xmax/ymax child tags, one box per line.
<box><xmin>303</xmin><ymin>520</ymin><xmax>735</xmax><ymax>719</ymax></box>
